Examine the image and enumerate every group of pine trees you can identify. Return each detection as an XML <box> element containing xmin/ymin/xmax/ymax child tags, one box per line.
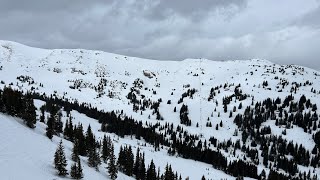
<box><xmin>29</xmin><ymin>88</ymin><xmax>320</xmax><ymax>179</ymax></box>
<box><xmin>233</xmin><ymin>94</ymin><xmax>320</xmax><ymax>179</ymax></box>
<box><xmin>53</xmin><ymin>136</ymin><xmax>116</xmax><ymax>179</ymax></box>
<box><xmin>53</xmin><ymin>131</ymin><xmax>184</xmax><ymax>180</ymax></box>
<box><xmin>180</xmin><ymin>104</ymin><xmax>191</xmax><ymax>126</ymax></box>
<box><xmin>44</xmin><ymin>103</ymin><xmax>63</xmax><ymax>139</ymax></box>
<box><xmin>118</xmin><ymin>146</ymin><xmax>182</xmax><ymax>180</ymax></box>
<box><xmin>0</xmin><ymin>86</ymin><xmax>36</xmax><ymax>128</ymax></box>
<box><xmin>33</xmin><ymin>92</ymin><xmax>259</xmax><ymax>179</ymax></box>
<box><xmin>54</xmin><ymin>140</ymin><xmax>83</xmax><ymax>179</ymax></box>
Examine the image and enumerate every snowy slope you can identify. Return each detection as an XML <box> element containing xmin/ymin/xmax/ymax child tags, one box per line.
<box><xmin>0</xmin><ymin>99</ymin><xmax>239</xmax><ymax>180</ymax></box>
<box><xmin>1</xmin><ymin>40</ymin><xmax>320</xmax><ymax>179</ymax></box>
<box><xmin>0</xmin><ymin>112</ymin><xmax>135</xmax><ymax>180</ymax></box>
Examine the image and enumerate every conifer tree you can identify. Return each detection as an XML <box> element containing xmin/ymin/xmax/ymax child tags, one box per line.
<box><xmin>46</xmin><ymin>114</ymin><xmax>54</xmax><ymax>139</ymax></box>
<box><xmin>23</xmin><ymin>95</ymin><xmax>36</xmax><ymax>128</ymax></box>
<box><xmin>108</xmin><ymin>144</ymin><xmax>118</xmax><ymax>180</ymax></box>
<box><xmin>77</xmin><ymin>160</ymin><xmax>83</xmax><ymax>179</ymax></box>
<box><xmin>55</xmin><ymin>111</ymin><xmax>63</xmax><ymax>134</ymax></box>
<box><xmin>72</xmin><ymin>140</ymin><xmax>80</xmax><ymax>162</ymax></box>
<box><xmin>164</xmin><ymin>163</ymin><xmax>174</xmax><ymax>180</ymax></box>
<box><xmin>40</xmin><ymin>105</ymin><xmax>45</xmax><ymax>123</ymax></box>
<box><xmin>86</xmin><ymin>125</ymin><xmax>95</xmax><ymax>152</ymax></box>
<box><xmin>146</xmin><ymin>159</ymin><xmax>157</xmax><ymax>180</ymax></box>
<box><xmin>70</xmin><ymin>162</ymin><xmax>78</xmax><ymax>179</ymax></box>
<box><xmin>157</xmin><ymin>167</ymin><xmax>161</xmax><ymax>180</ymax></box>
<box><xmin>64</xmin><ymin>119</ymin><xmax>69</xmax><ymax>137</ymax></box>
<box><xmin>101</xmin><ymin>135</ymin><xmax>111</xmax><ymax>163</ymax></box>
<box><xmin>74</xmin><ymin>123</ymin><xmax>87</xmax><ymax>156</ymax></box>
<box><xmin>70</xmin><ymin>160</ymin><xmax>83</xmax><ymax>179</ymax></box>
<box><xmin>201</xmin><ymin>175</ymin><xmax>206</xmax><ymax>180</ymax></box>
<box><xmin>68</xmin><ymin>116</ymin><xmax>74</xmax><ymax>140</ymax></box>
<box><xmin>54</xmin><ymin>140</ymin><xmax>68</xmax><ymax>176</ymax></box>
<box><xmin>125</xmin><ymin>146</ymin><xmax>134</xmax><ymax>176</ymax></box>
<box><xmin>138</xmin><ymin>153</ymin><xmax>146</xmax><ymax>180</ymax></box>
<box><xmin>64</xmin><ymin>116</ymin><xmax>74</xmax><ymax>141</ymax></box>
<box><xmin>46</xmin><ymin>105</ymin><xmax>60</xmax><ymax>139</ymax></box>
<box><xmin>117</xmin><ymin>146</ymin><xmax>125</xmax><ymax>171</ymax></box>
<box><xmin>133</xmin><ymin>148</ymin><xmax>140</xmax><ymax>177</ymax></box>
<box><xmin>87</xmin><ymin>147</ymin><xmax>101</xmax><ymax>171</ymax></box>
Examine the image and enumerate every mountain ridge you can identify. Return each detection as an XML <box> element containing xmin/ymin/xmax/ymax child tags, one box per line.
<box><xmin>0</xmin><ymin>40</ymin><xmax>278</xmax><ymax>66</ymax></box>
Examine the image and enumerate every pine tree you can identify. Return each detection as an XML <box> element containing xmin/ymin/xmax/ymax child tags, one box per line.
<box><xmin>40</xmin><ymin>105</ymin><xmax>45</xmax><ymax>123</ymax></box>
<box><xmin>157</xmin><ymin>167</ymin><xmax>161</xmax><ymax>180</ymax></box>
<box><xmin>23</xmin><ymin>95</ymin><xmax>36</xmax><ymax>128</ymax></box>
<box><xmin>108</xmin><ymin>144</ymin><xmax>118</xmax><ymax>180</ymax></box>
<box><xmin>70</xmin><ymin>162</ymin><xmax>77</xmax><ymax>179</ymax></box>
<box><xmin>68</xmin><ymin>116</ymin><xmax>74</xmax><ymax>137</ymax></box>
<box><xmin>63</xmin><ymin>118</ymin><xmax>72</xmax><ymax>140</ymax></box>
<box><xmin>74</xmin><ymin>123</ymin><xmax>87</xmax><ymax>156</ymax></box>
<box><xmin>138</xmin><ymin>153</ymin><xmax>146</xmax><ymax>180</ymax></box>
<box><xmin>87</xmin><ymin>147</ymin><xmax>101</xmax><ymax>171</ymax></box>
<box><xmin>54</xmin><ymin>110</ymin><xmax>63</xmax><ymax>134</ymax></box>
<box><xmin>101</xmin><ymin>135</ymin><xmax>111</xmax><ymax>163</ymax></box>
<box><xmin>164</xmin><ymin>163</ymin><xmax>174</xmax><ymax>180</ymax></box>
<box><xmin>133</xmin><ymin>147</ymin><xmax>140</xmax><ymax>177</ymax></box>
<box><xmin>86</xmin><ymin>125</ymin><xmax>95</xmax><ymax>152</ymax></box>
<box><xmin>46</xmin><ymin>114</ymin><xmax>54</xmax><ymax>139</ymax></box>
<box><xmin>125</xmin><ymin>146</ymin><xmax>134</xmax><ymax>176</ymax></box>
<box><xmin>77</xmin><ymin>160</ymin><xmax>83</xmax><ymax>179</ymax></box>
<box><xmin>46</xmin><ymin>104</ymin><xmax>63</xmax><ymax>138</ymax></box>
<box><xmin>117</xmin><ymin>146</ymin><xmax>125</xmax><ymax>171</ymax></box>
<box><xmin>54</xmin><ymin>140</ymin><xmax>68</xmax><ymax>176</ymax></box>
<box><xmin>146</xmin><ymin>159</ymin><xmax>157</xmax><ymax>180</ymax></box>
<box><xmin>70</xmin><ymin>160</ymin><xmax>83</xmax><ymax>179</ymax></box>
<box><xmin>72</xmin><ymin>141</ymin><xmax>80</xmax><ymax>162</ymax></box>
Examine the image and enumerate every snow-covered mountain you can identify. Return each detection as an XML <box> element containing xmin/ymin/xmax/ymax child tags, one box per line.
<box><xmin>1</xmin><ymin>40</ymin><xmax>320</xmax><ymax>179</ymax></box>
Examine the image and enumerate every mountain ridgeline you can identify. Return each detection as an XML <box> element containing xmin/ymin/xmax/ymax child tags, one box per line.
<box><xmin>1</xmin><ymin>41</ymin><xmax>320</xmax><ymax>179</ymax></box>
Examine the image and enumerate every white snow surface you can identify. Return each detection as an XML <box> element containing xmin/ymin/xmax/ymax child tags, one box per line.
<box><xmin>1</xmin><ymin>40</ymin><xmax>320</xmax><ymax>179</ymax></box>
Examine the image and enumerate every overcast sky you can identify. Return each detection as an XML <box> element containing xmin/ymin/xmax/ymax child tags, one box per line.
<box><xmin>1</xmin><ymin>0</ymin><xmax>320</xmax><ymax>69</ymax></box>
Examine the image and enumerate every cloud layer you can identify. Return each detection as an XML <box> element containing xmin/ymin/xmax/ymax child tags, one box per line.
<box><xmin>0</xmin><ymin>0</ymin><xmax>319</xmax><ymax>69</ymax></box>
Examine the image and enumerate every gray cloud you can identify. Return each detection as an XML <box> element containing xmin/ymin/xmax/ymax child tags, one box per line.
<box><xmin>294</xmin><ymin>6</ymin><xmax>320</xmax><ymax>29</ymax></box>
<box><xmin>0</xmin><ymin>0</ymin><xmax>320</xmax><ymax>70</ymax></box>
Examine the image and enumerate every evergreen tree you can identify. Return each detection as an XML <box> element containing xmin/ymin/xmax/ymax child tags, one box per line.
<box><xmin>72</xmin><ymin>140</ymin><xmax>80</xmax><ymax>162</ymax></box>
<box><xmin>146</xmin><ymin>159</ymin><xmax>157</xmax><ymax>180</ymax></box>
<box><xmin>74</xmin><ymin>123</ymin><xmax>87</xmax><ymax>156</ymax></box>
<box><xmin>125</xmin><ymin>146</ymin><xmax>134</xmax><ymax>176</ymax></box>
<box><xmin>108</xmin><ymin>144</ymin><xmax>118</xmax><ymax>180</ymax></box>
<box><xmin>70</xmin><ymin>162</ymin><xmax>78</xmax><ymax>179</ymax></box>
<box><xmin>77</xmin><ymin>160</ymin><xmax>83</xmax><ymax>179</ymax></box>
<box><xmin>134</xmin><ymin>148</ymin><xmax>141</xmax><ymax>177</ymax></box>
<box><xmin>87</xmin><ymin>147</ymin><xmax>101</xmax><ymax>171</ymax></box>
<box><xmin>101</xmin><ymin>135</ymin><xmax>111</xmax><ymax>163</ymax></box>
<box><xmin>46</xmin><ymin>114</ymin><xmax>54</xmax><ymax>139</ymax></box>
<box><xmin>70</xmin><ymin>160</ymin><xmax>83</xmax><ymax>179</ymax></box>
<box><xmin>86</xmin><ymin>125</ymin><xmax>95</xmax><ymax>152</ymax></box>
<box><xmin>23</xmin><ymin>94</ymin><xmax>36</xmax><ymax>128</ymax></box>
<box><xmin>54</xmin><ymin>140</ymin><xmax>68</xmax><ymax>176</ymax></box>
<box><xmin>54</xmin><ymin>110</ymin><xmax>63</xmax><ymax>134</ymax></box>
<box><xmin>164</xmin><ymin>163</ymin><xmax>174</xmax><ymax>180</ymax></box>
<box><xmin>138</xmin><ymin>153</ymin><xmax>146</xmax><ymax>180</ymax></box>
<box><xmin>46</xmin><ymin>105</ymin><xmax>59</xmax><ymax>139</ymax></box>
<box><xmin>117</xmin><ymin>146</ymin><xmax>125</xmax><ymax>171</ymax></box>
<box><xmin>40</xmin><ymin>105</ymin><xmax>45</xmax><ymax>123</ymax></box>
<box><xmin>63</xmin><ymin>116</ymin><xmax>74</xmax><ymax>141</ymax></box>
